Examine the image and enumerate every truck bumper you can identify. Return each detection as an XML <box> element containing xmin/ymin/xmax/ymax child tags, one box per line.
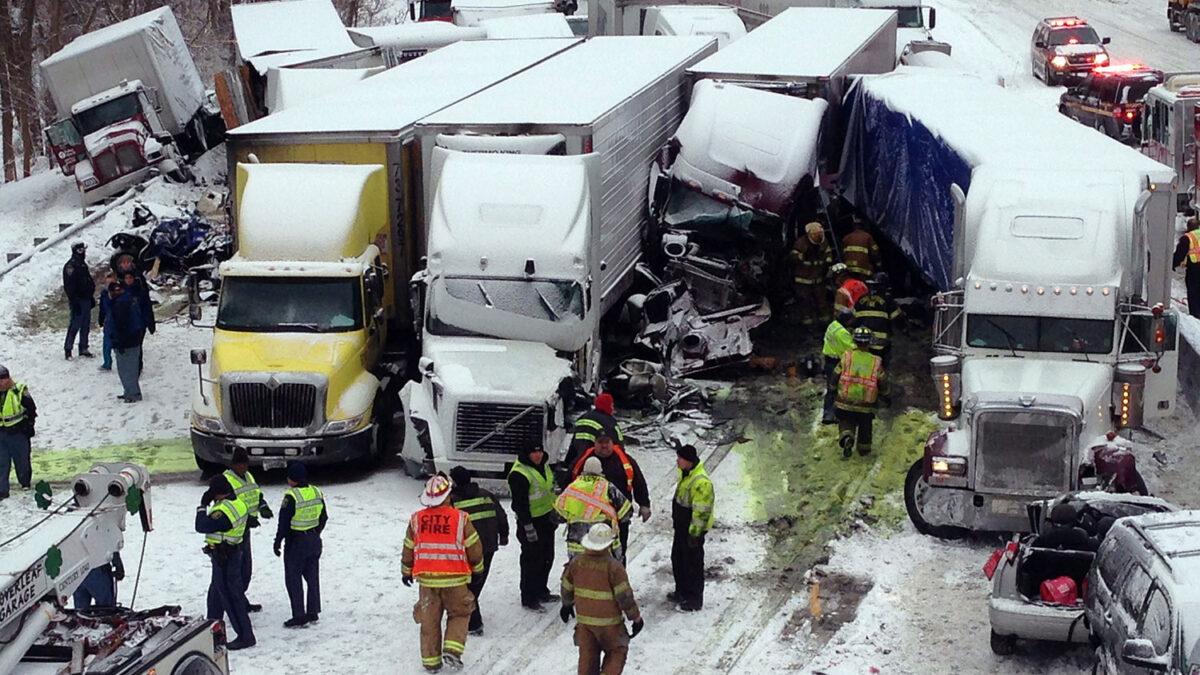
<box><xmin>919</xmin><ymin>485</ymin><xmax>1040</xmax><ymax>532</ymax></box>
<box><xmin>80</xmin><ymin>165</ymin><xmax>156</xmax><ymax>205</ymax></box>
<box><xmin>192</xmin><ymin>425</ymin><xmax>374</xmax><ymax>469</ymax></box>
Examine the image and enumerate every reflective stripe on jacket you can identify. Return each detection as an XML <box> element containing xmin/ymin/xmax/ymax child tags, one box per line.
<box><xmin>508</xmin><ymin>460</ymin><xmax>556</xmax><ymax>518</ymax></box>
<box><xmin>674</xmin><ymin>460</ymin><xmax>714</xmax><ymax>537</ymax></box>
<box><xmin>572</xmin><ymin>445</ymin><xmax>635</xmax><ymax>496</ymax></box>
<box><xmin>822</xmin><ymin>321</ymin><xmax>855</xmax><ymax>359</ymax></box>
<box><xmin>405</xmin><ymin>505</ymin><xmax>482</xmax><ymax>586</ymax></box>
<box><xmin>206</xmin><ymin>498</ymin><xmax>249</xmax><ymax>546</ymax></box>
<box><xmin>791</xmin><ymin>238</ymin><xmax>833</xmax><ymax>284</ymax></box>
<box><xmin>841</xmin><ymin>229</ymin><xmax>881</xmax><ymax>277</ymax></box>
<box><xmin>561</xmin><ymin>551</ymin><xmax>641</xmax><ymax>627</ymax></box>
<box><xmin>0</xmin><ymin>383</ymin><xmax>27</xmax><ymax>427</ymax></box>
<box><xmin>854</xmin><ymin>293</ymin><xmax>900</xmax><ymax>345</ymax></box>
<box><xmin>555</xmin><ymin>476</ymin><xmax>627</xmax><ymax>528</ymax></box>
<box><xmin>1188</xmin><ymin>230</ymin><xmax>1200</xmax><ymax>264</ymax></box>
<box><xmin>224</xmin><ymin>470</ymin><xmax>263</xmax><ymax>514</ymax></box>
<box><xmin>287</xmin><ymin>485</ymin><xmax>325</xmax><ymax>531</ymax></box>
<box><xmin>572</xmin><ymin>411</ymin><xmax>624</xmax><ymax>445</ymax></box>
<box><xmin>836</xmin><ymin>349</ymin><xmax>883</xmax><ymax>412</ymax></box>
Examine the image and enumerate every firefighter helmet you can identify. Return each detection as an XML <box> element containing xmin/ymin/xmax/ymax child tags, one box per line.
<box><xmin>852</xmin><ymin>326</ymin><xmax>874</xmax><ymax>346</ymax></box>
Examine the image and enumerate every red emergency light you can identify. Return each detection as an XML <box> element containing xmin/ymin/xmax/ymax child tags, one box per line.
<box><xmin>1112</xmin><ymin>105</ymin><xmax>1139</xmax><ymax>122</ymax></box>
<box><xmin>1048</xmin><ymin>17</ymin><xmax>1086</xmax><ymax>27</ymax></box>
<box><xmin>1094</xmin><ymin>63</ymin><xmax>1148</xmax><ymax>74</ymax></box>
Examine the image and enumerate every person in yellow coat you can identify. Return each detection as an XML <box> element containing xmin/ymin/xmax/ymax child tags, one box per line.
<box><xmin>668</xmin><ymin>444</ymin><xmax>714</xmax><ymax>612</ymax></box>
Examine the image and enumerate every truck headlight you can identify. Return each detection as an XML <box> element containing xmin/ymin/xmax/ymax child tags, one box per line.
<box><xmin>324</xmin><ymin>415</ymin><xmax>365</xmax><ymax>434</ymax></box>
<box><xmin>1051</xmin><ymin>55</ymin><xmax>1068</xmax><ymax>69</ymax></box>
<box><xmin>191</xmin><ymin>411</ymin><xmax>224</xmax><ymax>433</ymax></box>
<box><xmin>931</xmin><ymin>456</ymin><xmax>967</xmax><ymax>477</ymax></box>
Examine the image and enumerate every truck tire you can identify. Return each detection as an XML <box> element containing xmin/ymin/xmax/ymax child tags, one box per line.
<box><xmin>904</xmin><ymin>459</ymin><xmax>969</xmax><ymax>540</ymax></box>
<box><xmin>1189</xmin><ymin>13</ymin><xmax>1200</xmax><ymax>42</ymax></box>
<box><xmin>990</xmin><ymin>630</ymin><xmax>1017</xmax><ymax>656</ymax></box>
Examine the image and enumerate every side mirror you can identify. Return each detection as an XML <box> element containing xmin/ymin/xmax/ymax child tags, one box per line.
<box><xmin>190</xmin><ymin>349</ymin><xmax>207</xmax><ymax>365</ymax></box>
<box><xmin>1102</xmin><ymin>36</ymin><xmax>1111</xmax><ymax>45</ymax></box>
<box><xmin>1120</xmin><ymin>639</ymin><xmax>1168</xmax><ymax>671</ymax></box>
<box><xmin>927</xmin><ymin>7</ymin><xmax>936</xmax><ymax>29</ymax></box>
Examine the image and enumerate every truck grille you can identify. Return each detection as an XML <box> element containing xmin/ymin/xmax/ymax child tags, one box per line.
<box><xmin>1067</xmin><ymin>54</ymin><xmax>1094</xmax><ymax>66</ymax></box>
<box><xmin>229</xmin><ymin>382</ymin><xmax>318</xmax><ymax>429</ymax></box>
<box><xmin>973</xmin><ymin>410</ymin><xmax>1074</xmax><ymax>494</ymax></box>
<box><xmin>455</xmin><ymin>402</ymin><xmax>544</xmax><ymax>455</ymax></box>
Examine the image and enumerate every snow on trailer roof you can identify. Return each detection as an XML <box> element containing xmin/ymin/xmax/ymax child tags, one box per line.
<box><xmin>228</xmin><ymin>38</ymin><xmax>579</xmax><ymax>138</ymax></box>
<box><xmin>40</xmin><ymin>6</ymin><xmax>174</xmax><ymax>66</ymax></box>
<box><xmin>480</xmin><ymin>13</ymin><xmax>575</xmax><ymax>38</ymax></box>
<box><xmin>346</xmin><ymin>22</ymin><xmax>486</xmax><ymax>48</ymax></box>
<box><xmin>686</xmin><ymin>7</ymin><xmax>894</xmax><ymax>80</ymax></box>
<box><xmin>231</xmin><ymin>0</ymin><xmax>357</xmax><ymax>61</ymax></box>
<box><xmin>421</xmin><ymin>36</ymin><xmax>715</xmax><ymax>126</ymax></box>
<box><xmin>858</xmin><ymin>67</ymin><xmax>1171</xmax><ymax>174</ymax></box>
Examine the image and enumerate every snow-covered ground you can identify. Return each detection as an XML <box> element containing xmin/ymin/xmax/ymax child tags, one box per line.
<box><xmin>3</xmin><ymin>0</ymin><xmax>1200</xmax><ymax>672</ymax></box>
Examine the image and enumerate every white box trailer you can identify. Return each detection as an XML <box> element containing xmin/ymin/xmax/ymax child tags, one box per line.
<box><xmin>417</xmin><ymin>35</ymin><xmax>717</xmax><ymax>312</ymax></box>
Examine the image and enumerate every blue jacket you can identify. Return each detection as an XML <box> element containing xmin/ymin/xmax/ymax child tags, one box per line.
<box><xmin>109</xmin><ymin>292</ymin><xmax>145</xmax><ymax>350</ymax></box>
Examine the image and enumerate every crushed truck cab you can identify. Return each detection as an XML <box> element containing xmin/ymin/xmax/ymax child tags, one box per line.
<box><xmin>191</xmin><ymin>163</ymin><xmax>397</xmax><ymax>471</ymax></box>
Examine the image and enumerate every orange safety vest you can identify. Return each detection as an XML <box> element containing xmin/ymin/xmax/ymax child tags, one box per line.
<box><xmin>837</xmin><ymin>350</ymin><xmax>882</xmax><ymax>407</ymax></box>
<box><xmin>572</xmin><ymin>445</ymin><xmax>635</xmax><ymax>496</ymax></box>
<box><xmin>1187</xmin><ymin>230</ymin><xmax>1200</xmax><ymax>265</ymax></box>
<box><xmin>409</xmin><ymin>505</ymin><xmax>473</xmax><ymax>577</ymax></box>
<box><xmin>557</xmin><ymin>476</ymin><xmax>620</xmax><ymax>527</ymax></box>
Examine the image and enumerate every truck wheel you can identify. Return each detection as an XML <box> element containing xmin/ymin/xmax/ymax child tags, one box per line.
<box><xmin>990</xmin><ymin>630</ymin><xmax>1017</xmax><ymax>656</ymax></box>
<box><xmin>195</xmin><ymin>455</ymin><xmax>224</xmax><ymax>477</ymax></box>
<box><xmin>904</xmin><ymin>460</ymin><xmax>969</xmax><ymax>540</ymax></box>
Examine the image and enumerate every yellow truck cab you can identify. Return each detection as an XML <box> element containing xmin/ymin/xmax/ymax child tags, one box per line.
<box><xmin>190</xmin><ymin>163</ymin><xmax>397</xmax><ymax>471</ymax></box>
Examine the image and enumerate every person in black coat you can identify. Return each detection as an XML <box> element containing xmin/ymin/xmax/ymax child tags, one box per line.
<box><xmin>62</xmin><ymin>241</ymin><xmax>95</xmax><ymax>360</ymax></box>
<box><xmin>507</xmin><ymin>445</ymin><xmax>559</xmax><ymax>612</ymax></box>
<box><xmin>449</xmin><ymin>466</ymin><xmax>509</xmax><ymax>635</ymax></box>
<box><xmin>1173</xmin><ymin>214</ymin><xmax>1200</xmax><ymax>319</ymax></box>
<box><xmin>108</xmin><ymin>282</ymin><xmax>146</xmax><ymax>402</ymax></box>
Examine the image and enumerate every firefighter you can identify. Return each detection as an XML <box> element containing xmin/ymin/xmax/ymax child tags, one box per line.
<box><xmin>853</xmin><ymin>272</ymin><xmax>902</xmax><ymax>364</ymax></box>
<box><xmin>449</xmin><ymin>465</ymin><xmax>509</xmax><ymax>635</ymax></box>
<box><xmin>557</xmin><ymin>457</ymin><xmax>631</xmax><ymax>562</ymax></box>
<box><xmin>1174</xmin><ymin>214</ymin><xmax>1200</xmax><ymax>319</ymax></box>
<box><xmin>224</xmin><ymin>447</ymin><xmax>272</xmax><ymax>611</ymax></box>
<box><xmin>834</xmin><ymin>327</ymin><xmax>889</xmax><ymax>459</ymax></box>
<box><xmin>790</xmin><ymin>221</ymin><xmax>834</xmax><ymax>327</ymax></box>
<box><xmin>507</xmin><ymin>444</ymin><xmax>558</xmax><ymax>612</ymax></box>
<box><xmin>821</xmin><ymin>309</ymin><xmax>858</xmax><ymax>425</ymax></box>
<box><xmin>840</xmin><ymin>218</ymin><xmax>882</xmax><ymax>280</ymax></box>
<box><xmin>402</xmin><ymin>473</ymin><xmax>485</xmax><ymax>672</ymax></box>
<box><xmin>564</xmin><ymin>392</ymin><xmax>624</xmax><ymax>472</ymax></box>
<box><xmin>274</xmin><ymin>462</ymin><xmax>326</xmax><ymax>628</ymax></box>
<box><xmin>833</xmin><ymin>277</ymin><xmax>869</xmax><ymax>316</ymax></box>
<box><xmin>195</xmin><ymin>474</ymin><xmax>256</xmax><ymax>650</ymax></box>
<box><xmin>669</xmin><ymin>444</ymin><xmax>713</xmax><ymax>612</ymax></box>
<box><xmin>560</xmin><ymin>523</ymin><xmax>644</xmax><ymax>675</ymax></box>
<box><xmin>570</xmin><ymin>432</ymin><xmax>650</xmax><ymax>559</ymax></box>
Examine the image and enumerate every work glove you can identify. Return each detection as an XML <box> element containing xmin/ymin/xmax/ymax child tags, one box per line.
<box><xmin>260</xmin><ymin>504</ymin><xmax>274</xmax><ymax>519</ymax></box>
<box><xmin>499</xmin><ymin>535</ymin><xmax>509</xmax><ymax>547</ymax></box>
<box><xmin>639</xmin><ymin>505</ymin><xmax>652</xmax><ymax>523</ymax></box>
<box><xmin>560</xmin><ymin>605</ymin><xmax>574</xmax><ymax>624</ymax></box>
<box><xmin>273</xmin><ymin>541</ymin><xmax>282</xmax><ymax>557</ymax></box>
<box><xmin>199</xmin><ymin>490</ymin><xmax>214</xmax><ymax>508</ymax></box>
<box><xmin>247</xmin><ymin>515</ymin><xmax>260</xmax><ymax>529</ymax></box>
<box><xmin>523</xmin><ymin>523</ymin><xmax>538</xmax><ymax>543</ymax></box>
<box><xmin>402</xmin><ymin>575</ymin><xmax>414</xmax><ymax>588</ymax></box>
<box><xmin>687</xmin><ymin>535</ymin><xmax>701</xmax><ymax>548</ymax></box>
<box><xmin>112</xmin><ymin>560</ymin><xmax>126</xmax><ymax>582</ymax></box>
<box><xmin>630</xmin><ymin>617</ymin><xmax>644</xmax><ymax>638</ymax></box>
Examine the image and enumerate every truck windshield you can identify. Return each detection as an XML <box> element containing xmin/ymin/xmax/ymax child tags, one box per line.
<box><xmin>420</xmin><ymin>0</ymin><xmax>453</xmax><ymax>19</ymax></box>
<box><xmin>1049</xmin><ymin>27</ymin><xmax>1100</xmax><ymax>46</ymax></box>
<box><xmin>74</xmin><ymin>93</ymin><xmax>142</xmax><ymax>136</ymax></box>
<box><xmin>965</xmin><ymin>314</ymin><xmax>1113</xmax><ymax>354</ymax></box>
<box><xmin>427</xmin><ymin>277</ymin><xmax>585</xmax><ymax>337</ymax></box>
<box><xmin>217</xmin><ymin>277</ymin><xmax>362</xmax><ymax>333</ymax></box>
<box><xmin>894</xmin><ymin>7</ymin><xmax>923</xmax><ymax>28</ymax></box>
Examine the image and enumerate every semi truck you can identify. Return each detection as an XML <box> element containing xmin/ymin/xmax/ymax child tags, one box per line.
<box><xmin>1169</xmin><ymin>0</ymin><xmax>1200</xmax><ymax>42</ymax></box>
<box><xmin>190</xmin><ymin>38</ymin><xmax>579</xmax><ymax>473</ymax></box>
<box><xmin>1</xmin><ymin>463</ymin><xmax>229</xmax><ymax>675</ymax></box>
<box><xmin>588</xmin><ymin>0</ymin><xmax>751</xmax><ymax>45</ymax></box>
<box><xmin>838</xmin><ymin>68</ymin><xmax>1179</xmax><ymax>536</ymax></box>
<box><xmin>403</xmin><ymin>36</ymin><xmax>717</xmax><ymax>480</ymax></box>
<box><xmin>40</xmin><ymin>7</ymin><xmax>222</xmax><ymax>206</ymax></box>
<box><xmin>1140</xmin><ymin>72</ymin><xmax>1200</xmax><ymax>211</ymax></box>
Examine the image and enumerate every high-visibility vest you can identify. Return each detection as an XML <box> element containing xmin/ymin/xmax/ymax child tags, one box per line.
<box><xmin>409</xmin><ymin>506</ymin><xmax>473</xmax><ymax>578</ymax></box>
<box><xmin>556</xmin><ymin>476</ymin><xmax>619</xmax><ymax>527</ymax></box>
<box><xmin>508</xmin><ymin>460</ymin><xmax>556</xmax><ymax>518</ymax></box>
<box><xmin>572</xmin><ymin>445</ymin><xmax>635</xmax><ymax>496</ymax></box>
<box><xmin>286</xmin><ymin>485</ymin><xmax>325</xmax><ymax>532</ymax></box>
<box><xmin>205</xmin><ymin>498</ymin><xmax>249</xmax><ymax>546</ymax></box>
<box><xmin>836</xmin><ymin>349</ymin><xmax>883</xmax><ymax>411</ymax></box>
<box><xmin>822</xmin><ymin>321</ymin><xmax>855</xmax><ymax>359</ymax></box>
<box><xmin>674</xmin><ymin>461</ymin><xmax>715</xmax><ymax>537</ymax></box>
<box><xmin>224</xmin><ymin>470</ymin><xmax>262</xmax><ymax>515</ymax></box>
<box><xmin>1187</xmin><ymin>230</ymin><xmax>1200</xmax><ymax>265</ymax></box>
<box><xmin>0</xmin><ymin>383</ymin><xmax>28</xmax><ymax>428</ymax></box>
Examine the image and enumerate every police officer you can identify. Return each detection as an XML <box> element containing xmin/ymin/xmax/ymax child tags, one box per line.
<box><xmin>1174</xmin><ymin>213</ymin><xmax>1200</xmax><ymax>319</ymax></box>
<box><xmin>821</xmin><ymin>309</ymin><xmax>857</xmax><ymax>425</ymax></box>
<box><xmin>834</xmin><ymin>327</ymin><xmax>889</xmax><ymax>459</ymax></box>
<box><xmin>224</xmin><ymin>448</ymin><xmax>273</xmax><ymax>611</ymax></box>
<box><xmin>0</xmin><ymin>365</ymin><xmax>36</xmax><ymax>500</ymax></box>
<box><xmin>670</xmin><ymin>444</ymin><xmax>714</xmax><ymax>612</ymax></box>
<box><xmin>564</xmin><ymin>392</ymin><xmax>624</xmax><ymax>471</ymax></box>
<box><xmin>62</xmin><ymin>241</ymin><xmax>95</xmax><ymax>360</ymax></box>
<box><xmin>274</xmin><ymin>462</ymin><xmax>326</xmax><ymax>628</ymax></box>
<box><xmin>853</xmin><ymin>273</ymin><xmax>901</xmax><ymax>364</ymax></box>
<box><xmin>507</xmin><ymin>445</ymin><xmax>558</xmax><ymax>612</ymax></box>
<box><xmin>195</xmin><ymin>475</ymin><xmax>255</xmax><ymax>650</ymax></box>
<box><xmin>402</xmin><ymin>473</ymin><xmax>485</xmax><ymax>672</ymax></box>
<box><xmin>449</xmin><ymin>466</ymin><xmax>509</xmax><ymax>635</ymax></box>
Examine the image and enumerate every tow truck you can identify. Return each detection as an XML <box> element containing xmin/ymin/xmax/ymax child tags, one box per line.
<box><xmin>0</xmin><ymin>463</ymin><xmax>229</xmax><ymax>675</ymax></box>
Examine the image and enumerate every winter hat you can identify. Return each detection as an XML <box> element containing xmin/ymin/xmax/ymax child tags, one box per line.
<box><xmin>449</xmin><ymin>466</ymin><xmax>472</xmax><ymax>489</ymax></box>
<box><xmin>421</xmin><ymin>473</ymin><xmax>453</xmax><ymax>506</ymax></box>
<box><xmin>594</xmin><ymin>392</ymin><xmax>615</xmax><ymax>415</ymax></box>
<box><xmin>288</xmin><ymin>462</ymin><xmax>308</xmax><ymax>483</ymax></box>
<box><xmin>676</xmin><ymin>444</ymin><xmax>700</xmax><ymax>465</ymax></box>
<box><xmin>581</xmin><ymin>523</ymin><xmax>615</xmax><ymax>552</ymax></box>
<box><xmin>231</xmin><ymin>448</ymin><xmax>249</xmax><ymax>465</ymax></box>
<box><xmin>0</xmin><ymin>364</ymin><xmax>9</xmax><ymax>379</ymax></box>
<box><xmin>208</xmin><ymin>474</ymin><xmax>232</xmax><ymax>496</ymax></box>
<box><xmin>582</xmin><ymin>457</ymin><xmax>604</xmax><ymax>476</ymax></box>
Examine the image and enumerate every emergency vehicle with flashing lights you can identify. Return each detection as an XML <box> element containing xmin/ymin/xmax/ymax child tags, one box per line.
<box><xmin>1141</xmin><ymin>72</ymin><xmax>1200</xmax><ymax>211</ymax></box>
<box><xmin>1031</xmin><ymin>16</ymin><xmax>1111</xmax><ymax>86</ymax></box>
<box><xmin>1058</xmin><ymin>64</ymin><xmax>1164</xmax><ymax>145</ymax></box>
